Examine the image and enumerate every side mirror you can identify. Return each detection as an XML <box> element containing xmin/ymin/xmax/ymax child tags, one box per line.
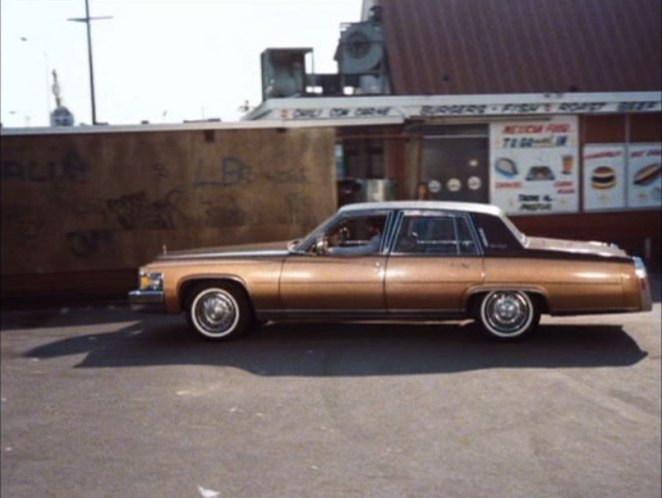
<box><xmin>287</xmin><ymin>239</ymin><xmax>300</xmax><ymax>253</ymax></box>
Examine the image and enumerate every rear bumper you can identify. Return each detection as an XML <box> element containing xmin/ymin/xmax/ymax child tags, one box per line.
<box><xmin>640</xmin><ymin>281</ymin><xmax>653</xmax><ymax>312</ymax></box>
<box><xmin>634</xmin><ymin>257</ymin><xmax>653</xmax><ymax>312</ymax></box>
<box><xmin>128</xmin><ymin>289</ymin><xmax>165</xmax><ymax>313</ymax></box>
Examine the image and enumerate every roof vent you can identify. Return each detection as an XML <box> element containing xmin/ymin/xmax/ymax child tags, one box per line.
<box><xmin>261</xmin><ymin>48</ymin><xmax>312</xmax><ymax>100</ymax></box>
<box><xmin>336</xmin><ymin>22</ymin><xmax>384</xmax><ymax>75</ymax></box>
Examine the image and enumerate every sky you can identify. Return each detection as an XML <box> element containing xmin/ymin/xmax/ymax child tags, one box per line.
<box><xmin>0</xmin><ymin>0</ymin><xmax>363</xmax><ymax>127</ymax></box>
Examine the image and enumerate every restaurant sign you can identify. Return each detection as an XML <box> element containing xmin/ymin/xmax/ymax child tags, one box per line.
<box><xmin>274</xmin><ymin>99</ymin><xmax>661</xmax><ymax>120</ymax></box>
<box><xmin>417</xmin><ymin>100</ymin><xmax>660</xmax><ymax>117</ymax></box>
<box><xmin>489</xmin><ymin>116</ymin><xmax>579</xmax><ymax>215</ymax></box>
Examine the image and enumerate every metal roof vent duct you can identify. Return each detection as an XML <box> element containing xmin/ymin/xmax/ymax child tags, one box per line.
<box><xmin>261</xmin><ymin>48</ymin><xmax>312</xmax><ymax>100</ymax></box>
<box><xmin>337</xmin><ymin>22</ymin><xmax>384</xmax><ymax>74</ymax></box>
<box><xmin>335</xmin><ymin>5</ymin><xmax>390</xmax><ymax>95</ymax></box>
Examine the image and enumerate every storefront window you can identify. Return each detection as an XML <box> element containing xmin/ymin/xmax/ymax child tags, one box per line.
<box><xmin>414</xmin><ymin>124</ymin><xmax>489</xmax><ymax>204</ymax></box>
<box><xmin>342</xmin><ymin>139</ymin><xmax>384</xmax><ymax>179</ymax></box>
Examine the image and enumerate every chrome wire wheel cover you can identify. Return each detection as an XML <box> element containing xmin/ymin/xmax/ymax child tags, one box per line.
<box><xmin>481</xmin><ymin>291</ymin><xmax>533</xmax><ymax>337</ymax></box>
<box><xmin>191</xmin><ymin>288</ymin><xmax>240</xmax><ymax>338</ymax></box>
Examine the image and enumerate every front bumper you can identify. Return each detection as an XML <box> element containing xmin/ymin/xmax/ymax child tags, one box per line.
<box><xmin>128</xmin><ymin>289</ymin><xmax>165</xmax><ymax>313</ymax></box>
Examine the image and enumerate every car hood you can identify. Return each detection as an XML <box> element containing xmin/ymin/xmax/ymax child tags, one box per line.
<box><xmin>525</xmin><ymin>236</ymin><xmax>628</xmax><ymax>258</ymax></box>
<box><xmin>157</xmin><ymin>241</ymin><xmax>290</xmax><ymax>261</ymax></box>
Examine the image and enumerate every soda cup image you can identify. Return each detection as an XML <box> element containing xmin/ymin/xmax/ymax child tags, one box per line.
<box><xmin>562</xmin><ymin>155</ymin><xmax>573</xmax><ymax>175</ymax></box>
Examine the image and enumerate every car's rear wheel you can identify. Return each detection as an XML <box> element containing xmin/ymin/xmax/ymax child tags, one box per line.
<box><xmin>185</xmin><ymin>283</ymin><xmax>252</xmax><ymax>340</ymax></box>
<box><xmin>478</xmin><ymin>290</ymin><xmax>539</xmax><ymax>339</ymax></box>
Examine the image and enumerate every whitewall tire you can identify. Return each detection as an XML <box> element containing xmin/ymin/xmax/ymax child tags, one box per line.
<box><xmin>186</xmin><ymin>284</ymin><xmax>252</xmax><ymax>340</ymax></box>
<box><xmin>478</xmin><ymin>290</ymin><xmax>539</xmax><ymax>339</ymax></box>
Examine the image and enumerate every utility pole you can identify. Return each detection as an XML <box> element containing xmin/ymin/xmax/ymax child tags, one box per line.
<box><xmin>68</xmin><ymin>0</ymin><xmax>111</xmax><ymax>125</ymax></box>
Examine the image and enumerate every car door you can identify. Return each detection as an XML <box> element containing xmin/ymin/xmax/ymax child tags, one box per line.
<box><xmin>384</xmin><ymin>210</ymin><xmax>484</xmax><ymax>313</ymax></box>
<box><xmin>279</xmin><ymin>211</ymin><xmax>392</xmax><ymax>312</ymax></box>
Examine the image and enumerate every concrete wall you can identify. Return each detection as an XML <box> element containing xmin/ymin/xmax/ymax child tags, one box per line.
<box><xmin>1</xmin><ymin>126</ymin><xmax>337</xmax><ymax>295</ymax></box>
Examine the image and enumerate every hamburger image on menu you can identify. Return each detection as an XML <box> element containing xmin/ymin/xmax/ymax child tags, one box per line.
<box><xmin>526</xmin><ymin>165</ymin><xmax>555</xmax><ymax>181</ymax></box>
<box><xmin>633</xmin><ymin>162</ymin><xmax>661</xmax><ymax>186</ymax></box>
<box><xmin>591</xmin><ymin>166</ymin><xmax>616</xmax><ymax>189</ymax></box>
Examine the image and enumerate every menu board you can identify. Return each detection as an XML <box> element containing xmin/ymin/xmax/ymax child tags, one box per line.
<box><xmin>583</xmin><ymin>145</ymin><xmax>626</xmax><ymax>211</ymax></box>
<box><xmin>627</xmin><ymin>144</ymin><xmax>662</xmax><ymax>208</ymax></box>
<box><xmin>490</xmin><ymin>116</ymin><xmax>579</xmax><ymax>214</ymax></box>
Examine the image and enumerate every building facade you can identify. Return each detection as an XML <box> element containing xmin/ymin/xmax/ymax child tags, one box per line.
<box><xmin>246</xmin><ymin>0</ymin><xmax>662</xmax><ymax>263</ymax></box>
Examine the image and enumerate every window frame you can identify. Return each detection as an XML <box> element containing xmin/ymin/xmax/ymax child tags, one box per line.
<box><xmin>387</xmin><ymin>209</ymin><xmax>483</xmax><ymax>257</ymax></box>
<box><xmin>298</xmin><ymin>209</ymin><xmax>395</xmax><ymax>256</ymax></box>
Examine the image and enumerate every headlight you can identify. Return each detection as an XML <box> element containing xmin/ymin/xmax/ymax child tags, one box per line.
<box><xmin>139</xmin><ymin>271</ymin><xmax>163</xmax><ymax>291</ymax></box>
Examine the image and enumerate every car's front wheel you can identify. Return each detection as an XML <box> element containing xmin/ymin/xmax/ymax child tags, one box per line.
<box><xmin>478</xmin><ymin>290</ymin><xmax>539</xmax><ymax>340</ymax></box>
<box><xmin>186</xmin><ymin>283</ymin><xmax>252</xmax><ymax>340</ymax></box>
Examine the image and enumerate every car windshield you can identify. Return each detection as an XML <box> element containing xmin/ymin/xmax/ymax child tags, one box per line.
<box><xmin>290</xmin><ymin>212</ymin><xmax>340</xmax><ymax>252</ymax></box>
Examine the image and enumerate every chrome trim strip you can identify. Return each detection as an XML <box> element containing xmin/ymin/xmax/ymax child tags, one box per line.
<box><xmin>550</xmin><ymin>307</ymin><xmax>646</xmax><ymax>316</ymax></box>
<box><xmin>256</xmin><ymin>308</ymin><xmax>466</xmax><ymax>321</ymax></box>
<box><xmin>378</xmin><ymin>210</ymin><xmax>397</xmax><ymax>254</ymax></box>
<box><xmin>161</xmin><ymin>250</ymin><xmax>288</xmax><ymax>260</ymax></box>
<box><xmin>452</xmin><ymin>216</ymin><xmax>460</xmax><ymax>256</ymax></box>
<box><xmin>466</xmin><ymin>215</ymin><xmax>485</xmax><ymax>257</ymax></box>
<box><xmin>477</xmin><ymin>228</ymin><xmax>489</xmax><ymax>249</ymax></box>
<box><xmin>387</xmin><ymin>253</ymin><xmax>483</xmax><ymax>258</ymax></box>
<box><xmin>383</xmin><ymin>210</ymin><xmax>404</xmax><ymax>253</ymax></box>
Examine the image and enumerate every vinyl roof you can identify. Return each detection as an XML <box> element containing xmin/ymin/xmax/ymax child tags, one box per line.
<box><xmin>377</xmin><ymin>0</ymin><xmax>662</xmax><ymax>95</ymax></box>
<box><xmin>339</xmin><ymin>200</ymin><xmax>503</xmax><ymax>216</ymax></box>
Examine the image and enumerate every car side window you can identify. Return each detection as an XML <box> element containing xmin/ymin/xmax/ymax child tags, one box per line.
<box><xmin>308</xmin><ymin>214</ymin><xmax>388</xmax><ymax>256</ymax></box>
<box><xmin>394</xmin><ymin>214</ymin><xmax>478</xmax><ymax>256</ymax></box>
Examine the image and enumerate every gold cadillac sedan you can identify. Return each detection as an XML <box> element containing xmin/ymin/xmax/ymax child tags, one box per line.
<box><xmin>129</xmin><ymin>201</ymin><xmax>652</xmax><ymax>340</ymax></box>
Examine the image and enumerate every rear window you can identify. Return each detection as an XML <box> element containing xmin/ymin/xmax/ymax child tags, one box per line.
<box><xmin>470</xmin><ymin>213</ymin><xmax>524</xmax><ymax>255</ymax></box>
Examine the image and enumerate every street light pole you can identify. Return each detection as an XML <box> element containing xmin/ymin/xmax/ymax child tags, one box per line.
<box><xmin>68</xmin><ymin>0</ymin><xmax>111</xmax><ymax>125</ymax></box>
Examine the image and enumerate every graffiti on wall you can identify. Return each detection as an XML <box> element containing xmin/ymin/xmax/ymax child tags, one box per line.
<box><xmin>0</xmin><ymin>150</ymin><xmax>90</xmax><ymax>184</ymax></box>
<box><xmin>195</xmin><ymin>157</ymin><xmax>309</xmax><ymax>187</ymax></box>
<box><xmin>66</xmin><ymin>230</ymin><xmax>115</xmax><ymax>258</ymax></box>
<box><xmin>107</xmin><ymin>189</ymin><xmax>191</xmax><ymax>230</ymax></box>
<box><xmin>151</xmin><ymin>162</ymin><xmax>170</xmax><ymax>181</ymax></box>
<box><xmin>194</xmin><ymin>157</ymin><xmax>255</xmax><ymax>187</ymax></box>
<box><xmin>1</xmin><ymin>133</ymin><xmax>333</xmax><ymax>271</ymax></box>
<box><xmin>1</xmin><ymin>203</ymin><xmax>48</xmax><ymax>252</ymax></box>
<box><xmin>263</xmin><ymin>167</ymin><xmax>308</xmax><ymax>185</ymax></box>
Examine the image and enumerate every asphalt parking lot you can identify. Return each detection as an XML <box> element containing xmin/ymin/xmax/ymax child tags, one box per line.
<box><xmin>1</xmin><ymin>290</ymin><xmax>660</xmax><ymax>497</ymax></box>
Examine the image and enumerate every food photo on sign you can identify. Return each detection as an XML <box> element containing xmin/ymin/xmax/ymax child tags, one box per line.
<box><xmin>489</xmin><ymin>117</ymin><xmax>579</xmax><ymax>214</ymax></box>
<box><xmin>582</xmin><ymin>144</ymin><xmax>626</xmax><ymax>211</ymax></box>
<box><xmin>627</xmin><ymin>144</ymin><xmax>662</xmax><ymax>208</ymax></box>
